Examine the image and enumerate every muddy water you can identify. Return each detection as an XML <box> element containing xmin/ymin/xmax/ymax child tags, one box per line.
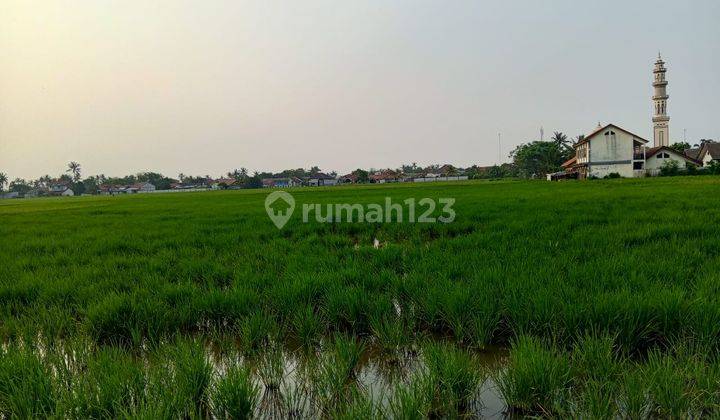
<box><xmin>209</xmin><ymin>343</ymin><xmax>510</xmax><ymax>419</ymax></box>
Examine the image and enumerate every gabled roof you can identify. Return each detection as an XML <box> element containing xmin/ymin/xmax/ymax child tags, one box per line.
<box><xmin>646</xmin><ymin>146</ymin><xmax>703</xmax><ymax>165</ymax></box>
<box><xmin>574</xmin><ymin>124</ymin><xmax>649</xmax><ymax>148</ymax></box>
<box><xmin>700</xmin><ymin>143</ymin><xmax>720</xmax><ymax>160</ymax></box>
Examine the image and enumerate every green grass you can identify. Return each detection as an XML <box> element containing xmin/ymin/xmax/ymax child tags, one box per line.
<box><xmin>1</xmin><ymin>176</ymin><xmax>720</xmax><ymax>417</ymax></box>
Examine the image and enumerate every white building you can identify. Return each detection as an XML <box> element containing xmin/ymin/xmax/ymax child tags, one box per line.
<box><xmin>570</xmin><ymin>124</ymin><xmax>649</xmax><ymax>178</ymax></box>
<box><xmin>49</xmin><ymin>184</ymin><xmax>74</xmax><ymax>196</ymax></box>
<box><xmin>644</xmin><ymin>146</ymin><xmax>701</xmax><ymax>175</ymax></box>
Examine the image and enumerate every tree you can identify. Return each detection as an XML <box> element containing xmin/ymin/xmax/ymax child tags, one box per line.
<box><xmin>243</xmin><ymin>172</ymin><xmax>263</xmax><ymax>189</ymax></box>
<box><xmin>693</xmin><ymin>139</ymin><xmax>716</xmax><ymax>148</ymax></box>
<box><xmin>9</xmin><ymin>178</ymin><xmax>31</xmax><ymax>195</ymax></box>
<box><xmin>352</xmin><ymin>169</ymin><xmax>369</xmax><ymax>183</ymax></box>
<box><xmin>0</xmin><ymin>172</ymin><xmax>7</xmax><ymax>192</ymax></box>
<box><xmin>669</xmin><ymin>142</ymin><xmax>691</xmax><ymax>154</ymax></box>
<box><xmin>510</xmin><ymin>141</ymin><xmax>572</xmax><ymax>178</ymax></box>
<box><xmin>551</xmin><ymin>131</ymin><xmax>572</xmax><ymax>152</ymax></box>
<box><xmin>67</xmin><ymin>162</ymin><xmax>82</xmax><ymax>182</ymax></box>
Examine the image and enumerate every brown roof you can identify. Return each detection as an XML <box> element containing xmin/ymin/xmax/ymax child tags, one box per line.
<box><xmin>700</xmin><ymin>143</ymin><xmax>720</xmax><ymax>160</ymax></box>
<box><xmin>561</xmin><ymin>156</ymin><xmax>577</xmax><ymax>168</ymax></box>
<box><xmin>684</xmin><ymin>148</ymin><xmax>701</xmax><ymax>160</ymax></box>
<box><xmin>574</xmin><ymin>123</ymin><xmax>649</xmax><ymax>148</ymax></box>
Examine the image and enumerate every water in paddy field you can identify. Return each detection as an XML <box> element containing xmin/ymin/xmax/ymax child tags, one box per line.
<box><xmin>208</xmin><ymin>341</ymin><xmax>510</xmax><ymax>419</ymax></box>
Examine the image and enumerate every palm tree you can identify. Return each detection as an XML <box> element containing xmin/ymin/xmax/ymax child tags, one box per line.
<box><xmin>67</xmin><ymin>161</ymin><xmax>82</xmax><ymax>182</ymax></box>
<box><xmin>0</xmin><ymin>172</ymin><xmax>7</xmax><ymax>192</ymax></box>
<box><xmin>551</xmin><ymin>131</ymin><xmax>571</xmax><ymax>151</ymax></box>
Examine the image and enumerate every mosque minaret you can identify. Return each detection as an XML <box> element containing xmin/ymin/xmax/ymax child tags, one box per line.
<box><xmin>652</xmin><ymin>53</ymin><xmax>670</xmax><ymax>147</ymax></box>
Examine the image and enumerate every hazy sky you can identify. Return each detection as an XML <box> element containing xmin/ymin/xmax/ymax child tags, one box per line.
<box><xmin>1</xmin><ymin>0</ymin><xmax>718</xmax><ymax>179</ymax></box>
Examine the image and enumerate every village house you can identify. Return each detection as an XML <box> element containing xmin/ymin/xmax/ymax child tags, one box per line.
<box><xmin>643</xmin><ymin>146</ymin><xmax>702</xmax><ymax>175</ymax></box>
<box><xmin>262</xmin><ymin>177</ymin><xmax>302</xmax><ymax>188</ymax></box>
<box><xmin>338</xmin><ymin>173</ymin><xmax>359</xmax><ymax>184</ymax></box>
<box><xmin>307</xmin><ymin>173</ymin><xmax>337</xmax><ymax>186</ymax></box>
<box><xmin>49</xmin><ymin>184</ymin><xmax>74</xmax><ymax>196</ymax></box>
<box><xmin>369</xmin><ymin>170</ymin><xmax>400</xmax><ymax>183</ymax></box>
<box><xmin>698</xmin><ymin>143</ymin><xmax>720</xmax><ymax>167</ymax></box>
<box><xmin>212</xmin><ymin>178</ymin><xmax>241</xmax><ymax>189</ymax></box>
<box><xmin>100</xmin><ymin>182</ymin><xmax>156</xmax><ymax>195</ymax></box>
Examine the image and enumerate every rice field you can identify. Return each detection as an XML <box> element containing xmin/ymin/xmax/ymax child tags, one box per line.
<box><xmin>1</xmin><ymin>176</ymin><xmax>719</xmax><ymax>418</ymax></box>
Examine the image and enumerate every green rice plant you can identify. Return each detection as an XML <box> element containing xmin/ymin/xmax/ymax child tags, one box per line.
<box><xmin>496</xmin><ymin>336</ymin><xmax>571</xmax><ymax>416</ymax></box>
<box><xmin>334</xmin><ymin>389</ymin><xmax>381</xmax><ymax>420</ymax></box>
<box><xmin>422</xmin><ymin>341</ymin><xmax>482</xmax><ymax>417</ymax></box>
<box><xmin>157</xmin><ymin>338</ymin><xmax>214</xmax><ymax>417</ymax></box>
<box><xmin>312</xmin><ymin>335</ymin><xmax>366</xmax><ymax>414</ymax></box>
<box><xmin>370</xmin><ymin>314</ymin><xmax>412</xmax><ymax>353</ymax></box>
<box><xmin>644</xmin><ymin>350</ymin><xmax>691</xmax><ymax>418</ymax></box>
<box><xmin>240</xmin><ymin>311</ymin><xmax>279</xmax><ymax>355</ymax></box>
<box><xmin>618</xmin><ymin>366</ymin><xmax>651</xmax><ymax>419</ymax></box>
<box><xmin>256</xmin><ymin>347</ymin><xmax>285</xmax><ymax>390</ymax></box>
<box><xmin>387</xmin><ymin>376</ymin><xmax>432</xmax><ymax>420</ymax></box>
<box><xmin>571</xmin><ymin>331</ymin><xmax>620</xmax><ymax>382</ymax></box>
<box><xmin>57</xmin><ymin>345</ymin><xmax>146</xmax><ymax>418</ymax></box>
<box><xmin>212</xmin><ymin>363</ymin><xmax>259</xmax><ymax>420</ymax></box>
<box><xmin>0</xmin><ymin>346</ymin><xmax>56</xmax><ymax>418</ymax></box>
<box><xmin>576</xmin><ymin>380</ymin><xmax>618</xmax><ymax>419</ymax></box>
<box><xmin>292</xmin><ymin>305</ymin><xmax>323</xmax><ymax>350</ymax></box>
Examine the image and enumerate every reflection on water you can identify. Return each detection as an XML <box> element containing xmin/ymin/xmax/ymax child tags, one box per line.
<box><xmin>209</xmin><ymin>342</ymin><xmax>509</xmax><ymax>419</ymax></box>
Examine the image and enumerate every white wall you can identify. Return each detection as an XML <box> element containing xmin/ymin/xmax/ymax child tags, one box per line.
<box><xmin>703</xmin><ymin>152</ymin><xmax>714</xmax><ymax>167</ymax></box>
<box><xmin>645</xmin><ymin>150</ymin><xmax>693</xmax><ymax>171</ymax></box>
<box><xmin>586</xmin><ymin>127</ymin><xmax>638</xmax><ymax>178</ymax></box>
<box><xmin>588</xmin><ymin>163</ymin><xmax>634</xmax><ymax>178</ymax></box>
<box><xmin>588</xmin><ymin>129</ymin><xmax>634</xmax><ymax>163</ymax></box>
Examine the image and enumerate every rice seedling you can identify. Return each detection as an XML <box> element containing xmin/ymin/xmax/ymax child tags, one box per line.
<box><xmin>422</xmin><ymin>341</ymin><xmax>483</xmax><ymax>417</ymax></box>
<box><xmin>0</xmin><ymin>345</ymin><xmax>56</xmax><ymax>418</ymax></box>
<box><xmin>496</xmin><ymin>336</ymin><xmax>571</xmax><ymax>416</ymax></box>
<box><xmin>387</xmin><ymin>376</ymin><xmax>432</xmax><ymax>420</ymax></box>
<box><xmin>312</xmin><ymin>335</ymin><xmax>366</xmax><ymax>414</ymax></box>
<box><xmin>292</xmin><ymin>305</ymin><xmax>324</xmax><ymax>350</ymax></box>
<box><xmin>1</xmin><ymin>176</ymin><xmax>719</xmax><ymax>415</ymax></box>
<box><xmin>212</xmin><ymin>363</ymin><xmax>259</xmax><ymax>420</ymax></box>
<box><xmin>644</xmin><ymin>350</ymin><xmax>691</xmax><ymax>418</ymax></box>
<box><xmin>255</xmin><ymin>346</ymin><xmax>285</xmax><ymax>390</ymax></box>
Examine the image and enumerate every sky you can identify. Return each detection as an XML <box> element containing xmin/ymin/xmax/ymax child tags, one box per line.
<box><xmin>1</xmin><ymin>0</ymin><xmax>719</xmax><ymax>180</ymax></box>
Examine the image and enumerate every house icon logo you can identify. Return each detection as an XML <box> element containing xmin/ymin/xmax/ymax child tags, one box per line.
<box><xmin>265</xmin><ymin>191</ymin><xmax>295</xmax><ymax>229</ymax></box>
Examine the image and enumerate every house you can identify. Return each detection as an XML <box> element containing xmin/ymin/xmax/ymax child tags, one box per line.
<box><xmin>49</xmin><ymin>184</ymin><xmax>74</xmax><ymax>196</ymax></box>
<box><xmin>698</xmin><ymin>143</ymin><xmax>720</xmax><ymax>167</ymax></box>
<box><xmin>126</xmin><ymin>182</ymin><xmax>156</xmax><ymax>193</ymax></box>
<box><xmin>212</xmin><ymin>178</ymin><xmax>239</xmax><ymax>189</ymax></box>
<box><xmin>338</xmin><ymin>173</ymin><xmax>358</xmax><ymax>184</ymax></box>
<box><xmin>644</xmin><ymin>146</ymin><xmax>701</xmax><ymax>174</ymax></box>
<box><xmin>307</xmin><ymin>173</ymin><xmax>337</xmax><ymax>186</ymax></box>
<box><xmin>369</xmin><ymin>170</ymin><xmax>400</xmax><ymax>183</ymax></box>
<box><xmin>1</xmin><ymin>192</ymin><xmax>20</xmax><ymax>199</ymax></box>
<box><xmin>567</xmin><ymin>123</ymin><xmax>649</xmax><ymax>179</ymax></box>
<box><xmin>262</xmin><ymin>177</ymin><xmax>302</xmax><ymax>188</ymax></box>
